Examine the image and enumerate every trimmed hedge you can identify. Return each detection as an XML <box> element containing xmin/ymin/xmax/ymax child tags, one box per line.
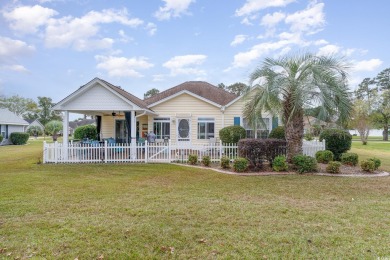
<box><xmin>74</xmin><ymin>125</ymin><xmax>97</xmax><ymax>140</ymax></box>
<box><xmin>292</xmin><ymin>154</ymin><xmax>317</xmax><ymax>173</ymax></box>
<box><xmin>315</xmin><ymin>150</ymin><xmax>334</xmax><ymax>164</ymax></box>
<box><xmin>188</xmin><ymin>154</ymin><xmax>198</xmax><ymax>165</ymax></box>
<box><xmin>272</xmin><ymin>155</ymin><xmax>288</xmax><ymax>172</ymax></box>
<box><xmin>268</xmin><ymin>126</ymin><xmax>285</xmax><ymax>140</ymax></box>
<box><xmin>361</xmin><ymin>160</ymin><xmax>376</xmax><ymax>172</ymax></box>
<box><xmin>340</xmin><ymin>153</ymin><xmax>359</xmax><ymax>166</ymax></box>
<box><xmin>201</xmin><ymin>155</ymin><xmax>211</xmax><ymax>167</ymax></box>
<box><xmin>326</xmin><ymin>161</ymin><xmax>342</xmax><ymax>174</ymax></box>
<box><xmin>368</xmin><ymin>157</ymin><xmax>381</xmax><ymax>170</ymax></box>
<box><xmin>10</xmin><ymin>132</ymin><xmax>29</xmax><ymax>145</ymax></box>
<box><xmin>319</xmin><ymin>129</ymin><xmax>352</xmax><ymax>160</ymax></box>
<box><xmin>233</xmin><ymin>157</ymin><xmax>248</xmax><ymax>172</ymax></box>
<box><xmin>0</xmin><ymin>135</ymin><xmax>3</xmax><ymax>143</ymax></box>
<box><xmin>219</xmin><ymin>125</ymin><xmax>246</xmax><ymax>143</ymax></box>
<box><xmin>220</xmin><ymin>156</ymin><xmax>230</xmax><ymax>169</ymax></box>
<box><xmin>238</xmin><ymin>138</ymin><xmax>287</xmax><ymax>169</ymax></box>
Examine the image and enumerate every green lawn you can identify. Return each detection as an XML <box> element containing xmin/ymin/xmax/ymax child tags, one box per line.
<box><xmin>1</xmin><ymin>139</ymin><xmax>390</xmax><ymax>259</ymax></box>
<box><xmin>351</xmin><ymin>140</ymin><xmax>390</xmax><ymax>171</ymax></box>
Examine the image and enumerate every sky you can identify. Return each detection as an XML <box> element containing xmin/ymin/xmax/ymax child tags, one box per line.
<box><xmin>0</xmin><ymin>0</ymin><xmax>389</xmax><ymax>104</ymax></box>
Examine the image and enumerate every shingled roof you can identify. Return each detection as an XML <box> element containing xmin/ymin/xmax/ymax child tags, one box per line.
<box><xmin>144</xmin><ymin>81</ymin><xmax>239</xmax><ymax>107</ymax></box>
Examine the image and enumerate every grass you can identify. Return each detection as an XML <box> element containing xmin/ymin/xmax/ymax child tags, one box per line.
<box><xmin>0</xmin><ymin>139</ymin><xmax>390</xmax><ymax>258</ymax></box>
<box><xmin>350</xmin><ymin>141</ymin><xmax>390</xmax><ymax>171</ymax></box>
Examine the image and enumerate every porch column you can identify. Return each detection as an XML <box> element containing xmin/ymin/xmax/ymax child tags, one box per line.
<box><xmin>131</xmin><ymin>110</ymin><xmax>136</xmax><ymax>159</ymax></box>
<box><xmin>62</xmin><ymin>111</ymin><xmax>69</xmax><ymax>160</ymax></box>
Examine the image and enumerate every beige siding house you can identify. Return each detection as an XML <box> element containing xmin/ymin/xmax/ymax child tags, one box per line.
<box><xmin>53</xmin><ymin>78</ymin><xmax>278</xmax><ymax>145</ymax></box>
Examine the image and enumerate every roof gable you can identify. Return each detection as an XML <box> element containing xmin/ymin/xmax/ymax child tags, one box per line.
<box><xmin>0</xmin><ymin>108</ymin><xmax>29</xmax><ymax>125</ymax></box>
<box><xmin>53</xmin><ymin>78</ymin><xmax>149</xmax><ymax>111</ymax></box>
<box><xmin>144</xmin><ymin>81</ymin><xmax>238</xmax><ymax>107</ymax></box>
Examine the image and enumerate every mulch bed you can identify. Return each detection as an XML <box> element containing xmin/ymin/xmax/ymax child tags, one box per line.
<box><xmin>174</xmin><ymin>162</ymin><xmax>389</xmax><ymax>177</ymax></box>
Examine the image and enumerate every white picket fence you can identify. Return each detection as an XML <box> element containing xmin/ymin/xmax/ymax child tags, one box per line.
<box><xmin>43</xmin><ymin>139</ymin><xmax>325</xmax><ymax>164</ymax></box>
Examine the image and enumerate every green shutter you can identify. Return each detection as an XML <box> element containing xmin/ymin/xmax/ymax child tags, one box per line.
<box><xmin>272</xmin><ymin>117</ymin><xmax>278</xmax><ymax>129</ymax></box>
<box><xmin>234</xmin><ymin>117</ymin><xmax>240</xmax><ymax>126</ymax></box>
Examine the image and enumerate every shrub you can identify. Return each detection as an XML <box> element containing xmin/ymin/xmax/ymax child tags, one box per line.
<box><xmin>315</xmin><ymin>150</ymin><xmax>334</xmax><ymax>164</ymax></box>
<box><xmin>27</xmin><ymin>125</ymin><xmax>43</xmax><ymax>136</ymax></box>
<box><xmin>360</xmin><ymin>160</ymin><xmax>376</xmax><ymax>172</ymax></box>
<box><xmin>268</xmin><ymin>126</ymin><xmax>285</xmax><ymax>140</ymax></box>
<box><xmin>368</xmin><ymin>157</ymin><xmax>381</xmax><ymax>170</ymax></box>
<box><xmin>220</xmin><ymin>156</ymin><xmax>230</xmax><ymax>169</ymax></box>
<box><xmin>188</xmin><ymin>154</ymin><xmax>198</xmax><ymax>165</ymax></box>
<box><xmin>74</xmin><ymin>124</ymin><xmax>97</xmax><ymax>140</ymax></box>
<box><xmin>292</xmin><ymin>154</ymin><xmax>317</xmax><ymax>174</ymax></box>
<box><xmin>238</xmin><ymin>138</ymin><xmax>286</xmax><ymax>169</ymax></box>
<box><xmin>10</xmin><ymin>132</ymin><xmax>29</xmax><ymax>145</ymax></box>
<box><xmin>304</xmin><ymin>133</ymin><xmax>314</xmax><ymax>141</ymax></box>
<box><xmin>233</xmin><ymin>157</ymin><xmax>248</xmax><ymax>172</ymax></box>
<box><xmin>201</xmin><ymin>155</ymin><xmax>211</xmax><ymax>167</ymax></box>
<box><xmin>272</xmin><ymin>155</ymin><xmax>288</xmax><ymax>172</ymax></box>
<box><xmin>0</xmin><ymin>135</ymin><xmax>3</xmax><ymax>143</ymax></box>
<box><xmin>326</xmin><ymin>161</ymin><xmax>342</xmax><ymax>174</ymax></box>
<box><xmin>219</xmin><ymin>125</ymin><xmax>246</xmax><ymax>143</ymax></box>
<box><xmin>340</xmin><ymin>153</ymin><xmax>359</xmax><ymax>166</ymax></box>
<box><xmin>319</xmin><ymin>128</ymin><xmax>352</xmax><ymax>160</ymax></box>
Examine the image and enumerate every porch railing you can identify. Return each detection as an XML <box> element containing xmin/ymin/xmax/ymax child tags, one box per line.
<box><xmin>43</xmin><ymin>139</ymin><xmax>325</xmax><ymax>164</ymax></box>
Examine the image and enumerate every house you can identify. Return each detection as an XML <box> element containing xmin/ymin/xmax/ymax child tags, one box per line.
<box><xmin>26</xmin><ymin>119</ymin><xmax>45</xmax><ymax>133</ymax></box>
<box><xmin>53</xmin><ymin>78</ymin><xmax>278</xmax><ymax>146</ymax></box>
<box><xmin>0</xmin><ymin>108</ymin><xmax>29</xmax><ymax>145</ymax></box>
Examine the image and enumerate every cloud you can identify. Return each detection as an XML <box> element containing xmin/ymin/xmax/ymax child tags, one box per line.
<box><xmin>317</xmin><ymin>44</ymin><xmax>340</xmax><ymax>56</ymax></box>
<box><xmin>44</xmin><ymin>8</ymin><xmax>143</xmax><ymax>50</ymax></box>
<box><xmin>235</xmin><ymin>0</ymin><xmax>295</xmax><ymax>17</ymax></box>
<box><xmin>352</xmin><ymin>59</ymin><xmax>382</xmax><ymax>72</ymax></box>
<box><xmin>145</xmin><ymin>22</ymin><xmax>157</xmax><ymax>36</ymax></box>
<box><xmin>163</xmin><ymin>54</ymin><xmax>207</xmax><ymax>76</ymax></box>
<box><xmin>285</xmin><ymin>1</ymin><xmax>325</xmax><ymax>34</ymax></box>
<box><xmin>0</xmin><ymin>64</ymin><xmax>29</xmax><ymax>72</ymax></box>
<box><xmin>261</xmin><ymin>11</ymin><xmax>286</xmax><ymax>27</ymax></box>
<box><xmin>153</xmin><ymin>74</ymin><xmax>166</xmax><ymax>82</ymax></box>
<box><xmin>2</xmin><ymin>5</ymin><xmax>58</xmax><ymax>34</ymax></box>
<box><xmin>0</xmin><ymin>37</ymin><xmax>35</xmax><ymax>72</ymax></box>
<box><xmin>154</xmin><ymin>0</ymin><xmax>195</xmax><ymax>20</ymax></box>
<box><xmin>95</xmin><ymin>55</ymin><xmax>154</xmax><ymax>77</ymax></box>
<box><xmin>231</xmin><ymin>35</ymin><xmax>248</xmax><ymax>46</ymax></box>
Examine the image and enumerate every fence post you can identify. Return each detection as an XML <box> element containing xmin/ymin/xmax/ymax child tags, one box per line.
<box><xmin>219</xmin><ymin>140</ymin><xmax>223</xmax><ymax>160</ymax></box>
<box><xmin>168</xmin><ymin>139</ymin><xmax>171</xmax><ymax>162</ymax></box>
<box><xmin>103</xmin><ymin>141</ymin><xmax>107</xmax><ymax>163</ymax></box>
<box><xmin>145</xmin><ymin>140</ymin><xmax>148</xmax><ymax>163</ymax></box>
<box><xmin>54</xmin><ymin>141</ymin><xmax>58</xmax><ymax>164</ymax></box>
<box><xmin>43</xmin><ymin>141</ymin><xmax>47</xmax><ymax>164</ymax></box>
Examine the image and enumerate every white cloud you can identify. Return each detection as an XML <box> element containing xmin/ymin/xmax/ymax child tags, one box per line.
<box><xmin>44</xmin><ymin>8</ymin><xmax>143</xmax><ymax>50</ymax></box>
<box><xmin>352</xmin><ymin>59</ymin><xmax>383</xmax><ymax>72</ymax></box>
<box><xmin>0</xmin><ymin>37</ymin><xmax>35</xmax><ymax>72</ymax></box>
<box><xmin>2</xmin><ymin>5</ymin><xmax>58</xmax><ymax>34</ymax></box>
<box><xmin>317</xmin><ymin>44</ymin><xmax>340</xmax><ymax>56</ymax></box>
<box><xmin>231</xmin><ymin>35</ymin><xmax>247</xmax><ymax>46</ymax></box>
<box><xmin>145</xmin><ymin>23</ymin><xmax>157</xmax><ymax>36</ymax></box>
<box><xmin>235</xmin><ymin>0</ymin><xmax>295</xmax><ymax>17</ymax></box>
<box><xmin>154</xmin><ymin>0</ymin><xmax>195</xmax><ymax>20</ymax></box>
<box><xmin>1</xmin><ymin>64</ymin><xmax>29</xmax><ymax>72</ymax></box>
<box><xmin>285</xmin><ymin>1</ymin><xmax>325</xmax><ymax>34</ymax></box>
<box><xmin>314</xmin><ymin>39</ymin><xmax>328</xmax><ymax>46</ymax></box>
<box><xmin>261</xmin><ymin>11</ymin><xmax>286</xmax><ymax>27</ymax></box>
<box><xmin>163</xmin><ymin>54</ymin><xmax>207</xmax><ymax>76</ymax></box>
<box><xmin>95</xmin><ymin>55</ymin><xmax>154</xmax><ymax>77</ymax></box>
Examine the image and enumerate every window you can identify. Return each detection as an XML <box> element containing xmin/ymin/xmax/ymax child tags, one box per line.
<box><xmin>153</xmin><ymin>118</ymin><xmax>170</xmax><ymax>139</ymax></box>
<box><xmin>243</xmin><ymin>117</ymin><xmax>270</xmax><ymax>139</ymax></box>
<box><xmin>197</xmin><ymin>117</ymin><xmax>215</xmax><ymax>139</ymax></box>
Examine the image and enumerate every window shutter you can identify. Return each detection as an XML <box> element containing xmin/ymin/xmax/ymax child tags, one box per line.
<box><xmin>234</xmin><ymin>117</ymin><xmax>240</xmax><ymax>126</ymax></box>
<box><xmin>272</xmin><ymin>117</ymin><xmax>278</xmax><ymax>129</ymax></box>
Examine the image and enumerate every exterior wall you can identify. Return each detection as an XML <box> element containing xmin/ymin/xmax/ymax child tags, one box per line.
<box><xmin>60</xmin><ymin>83</ymin><xmax>134</xmax><ymax>111</ymax></box>
<box><xmin>100</xmin><ymin>114</ymin><xmax>149</xmax><ymax>140</ymax></box>
<box><xmin>149</xmin><ymin>93</ymin><xmax>223</xmax><ymax>143</ymax></box>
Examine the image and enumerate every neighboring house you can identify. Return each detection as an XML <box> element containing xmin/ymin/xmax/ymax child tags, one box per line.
<box><xmin>53</xmin><ymin>78</ymin><xmax>279</xmax><ymax>145</ymax></box>
<box><xmin>26</xmin><ymin>119</ymin><xmax>45</xmax><ymax>133</ymax></box>
<box><xmin>68</xmin><ymin>118</ymin><xmax>96</xmax><ymax>136</ymax></box>
<box><xmin>0</xmin><ymin>108</ymin><xmax>29</xmax><ymax>145</ymax></box>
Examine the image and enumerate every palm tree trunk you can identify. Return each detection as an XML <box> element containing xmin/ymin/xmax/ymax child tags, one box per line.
<box><xmin>285</xmin><ymin>113</ymin><xmax>304</xmax><ymax>162</ymax></box>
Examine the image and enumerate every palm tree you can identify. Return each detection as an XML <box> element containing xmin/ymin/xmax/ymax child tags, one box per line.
<box><xmin>244</xmin><ymin>53</ymin><xmax>353</xmax><ymax>161</ymax></box>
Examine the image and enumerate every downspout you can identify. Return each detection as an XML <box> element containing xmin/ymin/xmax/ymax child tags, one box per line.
<box><xmin>221</xmin><ymin>106</ymin><xmax>225</xmax><ymax>129</ymax></box>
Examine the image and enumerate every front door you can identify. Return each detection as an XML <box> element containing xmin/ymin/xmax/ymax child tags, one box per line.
<box><xmin>177</xmin><ymin>118</ymin><xmax>190</xmax><ymax>143</ymax></box>
<box><xmin>115</xmin><ymin>119</ymin><xmax>128</xmax><ymax>143</ymax></box>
